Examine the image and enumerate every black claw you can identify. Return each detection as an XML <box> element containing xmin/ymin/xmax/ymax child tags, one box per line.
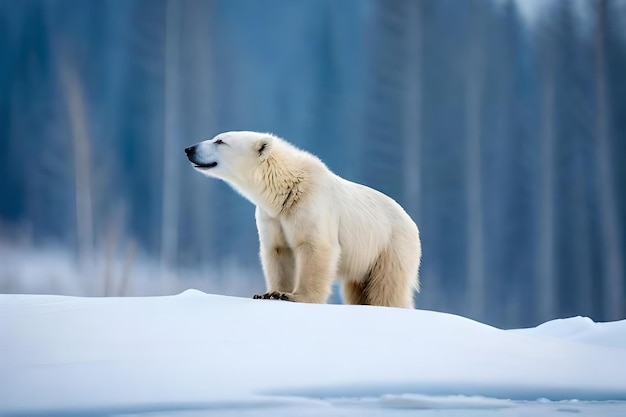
<box><xmin>253</xmin><ymin>291</ymin><xmax>293</xmax><ymax>301</ymax></box>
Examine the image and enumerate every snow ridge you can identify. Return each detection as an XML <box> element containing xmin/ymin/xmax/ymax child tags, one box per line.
<box><xmin>1</xmin><ymin>290</ymin><xmax>626</xmax><ymax>416</ymax></box>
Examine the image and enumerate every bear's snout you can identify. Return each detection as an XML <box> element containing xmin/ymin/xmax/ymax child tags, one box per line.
<box><xmin>185</xmin><ymin>144</ymin><xmax>218</xmax><ymax>169</ymax></box>
<box><xmin>185</xmin><ymin>144</ymin><xmax>201</xmax><ymax>165</ymax></box>
<box><xmin>185</xmin><ymin>145</ymin><xmax>197</xmax><ymax>157</ymax></box>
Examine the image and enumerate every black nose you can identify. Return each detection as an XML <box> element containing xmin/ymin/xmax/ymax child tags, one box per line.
<box><xmin>185</xmin><ymin>145</ymin><xmax>197</xmax><ymax>156</ymax></box>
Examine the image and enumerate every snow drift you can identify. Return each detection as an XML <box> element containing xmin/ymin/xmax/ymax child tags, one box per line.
<box><xmin>1</xmin><ymin>290</ymin><xmax>625</xmax><ymax>416</ymax></box>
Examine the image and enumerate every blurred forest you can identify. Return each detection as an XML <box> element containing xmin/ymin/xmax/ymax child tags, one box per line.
<box><xmin>1</xmin><ymin>0</ymin><xmax>625</xmax><ymax>328</ymax></box>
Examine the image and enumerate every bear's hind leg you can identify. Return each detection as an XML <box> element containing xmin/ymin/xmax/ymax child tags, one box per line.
<box><xmin>364</xmin><ymin>249</ymin><xmax>415</xmax><ymax>309</ymax></box>
<box><xmin>343</xmin><ymin>280</ymin><xmax>368</xmax><ymax>305</ymax></box>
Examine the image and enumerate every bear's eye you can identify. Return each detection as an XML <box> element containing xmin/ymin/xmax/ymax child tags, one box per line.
<box><xmin>215</xmin><ymin>139</ymin><xmax>224</xmax><ymax>145</ymax></box>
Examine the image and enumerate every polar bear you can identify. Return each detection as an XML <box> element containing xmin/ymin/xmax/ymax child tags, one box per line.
<box><xmin>185</xmin><ymin>131</ymin><xmax>421</xmax><ymax>308</ymax></box>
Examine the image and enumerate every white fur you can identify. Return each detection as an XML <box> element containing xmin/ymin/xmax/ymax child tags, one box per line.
<box><xmin>189</xmin><ymin>131</ymin><xmax>421</xmax><ymax>308</ymax></box>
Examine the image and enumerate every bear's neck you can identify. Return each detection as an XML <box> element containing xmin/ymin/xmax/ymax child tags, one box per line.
<box><xmin>253</xmin><ymin>154</ymin><xmax>305</xmax><ymax>217</ymax></box>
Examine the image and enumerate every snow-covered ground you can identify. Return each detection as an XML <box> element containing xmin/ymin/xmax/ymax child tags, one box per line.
<box><xmin>2</xmin><ymin>290</ymin><xmax>626</xmax><ymax>416</ymax></box>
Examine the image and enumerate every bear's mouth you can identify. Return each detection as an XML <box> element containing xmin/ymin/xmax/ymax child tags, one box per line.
<box><xmin>194</xmin><ymin>162</ymin><xmax>218</xmax><ymax>169</ymax></box>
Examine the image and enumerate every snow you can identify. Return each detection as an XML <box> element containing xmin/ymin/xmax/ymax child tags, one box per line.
<box><xmin>513</xmin><ymin>316</ymin><xmax>626</xmax><ymax>350</ymax></box>
<box><xmin>1</xmin><ymin>290</ymin><xmax>626</xmax><ymax>416</ymax></box>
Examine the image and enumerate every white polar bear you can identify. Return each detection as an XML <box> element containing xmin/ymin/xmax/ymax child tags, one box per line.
<box><xmin>185</xmin><ymin>131</ymin><xmax>421</xmax><ymax>308</ymax></box>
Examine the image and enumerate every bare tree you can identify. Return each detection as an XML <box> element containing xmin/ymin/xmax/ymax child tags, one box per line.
<box><xmin>573</xmin><ymin>146</ymin><xmax>593</xmax><ymax>316</ymax></box>
<box><xmin>183</xmin><ymin>0</ymin><xmax>215</xmax><ymax>267</ymax></box>
<box><xmin>595</xmin><ymin>0</ymin><xmax>624</xmax><ymax>320</ymax></box>
<box><xmin>161</xmin><ymin>0</ymin><xmax>182</xmax><ymax>292</ymax></box>
<box><xmin>403</xmin><ymin>1</ymin><xmax>422</xmax><ymax>225</ymax></box>
<box><xmin>537</xmin><ymin>17</ymin><xmax>557</xmax><ymax>323</ymax></box>
<box><xmin>465</xmin><ymin>0</ymin><xmax>487</xmax><ymax>321</ymax></box>
<box><xmin>60</xmin><ymin>61</ymin><xmax>94</xmax><ymax>289</ymax></box>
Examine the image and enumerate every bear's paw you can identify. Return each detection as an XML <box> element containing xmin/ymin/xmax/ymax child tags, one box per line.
<box><xmin>253</xmin><ymin>291</ymin><xmax>294</xmax><ymax>301</ymax></box>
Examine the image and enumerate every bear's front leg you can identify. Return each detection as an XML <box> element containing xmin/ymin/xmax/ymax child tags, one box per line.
<box><xmin>291</xmin><ymin>241</ymin><xmax>339</xmax><ymax>304</ymax></box>
<box><xmin>256</xmin><ymin>208</ymin><xmax>296</xmax><ymax>296</ymax></box>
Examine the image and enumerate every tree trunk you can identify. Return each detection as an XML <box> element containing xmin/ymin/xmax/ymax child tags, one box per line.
<box><xmin>537</xmin><ymin>37</ymin><xmax>556</xmax><ymax>324</ymax></box>
<box><xmin>595</xmin><ymin>0</ymin><xmax>624</xmax><ymax>320</ymax></box>
<box><xmin>465</xmin><ymin>0</ymin><xmax>486</xmax><ymax>321</ymax></box>
<box><xmin>161</xmin><ymin>0</ymin><xmax>182</xmax><ymax>292</ymax></box>
<box><xmin>60</xmin><ymin>62</ymin><xmax>94</xmax><ymax>292</ymax></box>
<box><xmin>402</xmin><ymin>0</ymin><xmax>422</xmax><ymax>224</ymax></box>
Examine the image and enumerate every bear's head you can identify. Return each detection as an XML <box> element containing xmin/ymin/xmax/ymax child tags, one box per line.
<box><xmin>186</xmin><ymin>131</ymin><xmax>317</xmax><ymax>215</ymax></box>
<box><xmin>185</xmin><ymin>131</ymin><xmax>281</xmax><ymax>211</ymax></box>
<box><xmin>185</xmin><ymin>131</ymin><xmax>274</xmax><ymax>184</ymax></box>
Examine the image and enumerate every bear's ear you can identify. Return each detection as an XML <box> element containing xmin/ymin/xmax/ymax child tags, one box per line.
<box><xmin>255</xmin><ymin>135</ymin><xmax>274</xmax><ymax>161</ymax></box>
